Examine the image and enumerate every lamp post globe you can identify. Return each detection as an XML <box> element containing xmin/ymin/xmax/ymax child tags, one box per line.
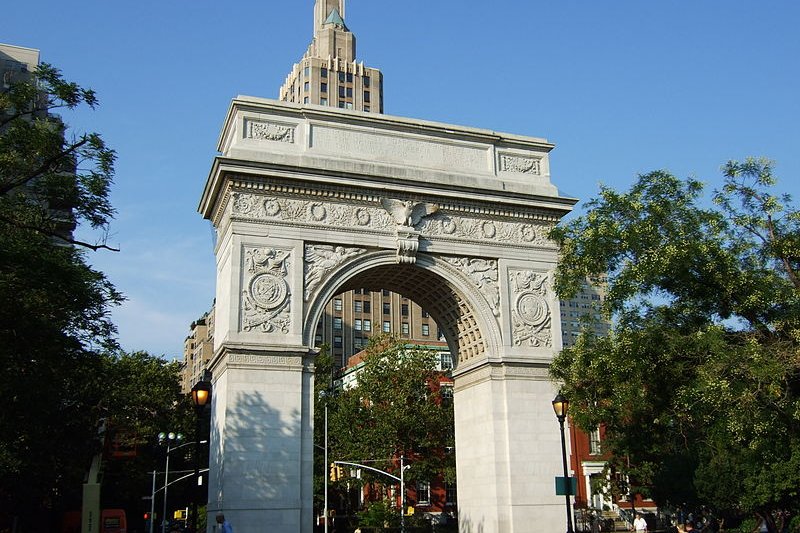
<box><xmin>189</xmin><ymin>371</ymin><xmax>212</xmax><ymax>533</ymax></box>
<box><xmin>553</xmin><ymin>392</ymin><xmax>574</xmax><ymax>533</ymax></box>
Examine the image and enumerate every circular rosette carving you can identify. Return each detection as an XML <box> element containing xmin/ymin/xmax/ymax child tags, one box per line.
<box><xmin>309</xmin><ymin>203</ymin><xmax>327</xmax><ymax>221</ymax></box>
<box><xmin>249</xmin><ymin>273</ymin><xmax>289</xmax><ymax>310</ymax></box>
<box><xmin>355</xmin><ymin>208</ymin><xmax>371</xmax><ymax>226</ymax></box>
<box><xmin>515</xmin><ymin>292</ymin><xmax>549</xmax><ymax>326</ymax></box>
<box><xmin>233</xmin><ymin>193</ymin><xmax>255</xmax><ymax>214</ymax></box>
<box><xmin>264</xmin><ymin>198</ymin><xmax>281</xmax><ymax>216</ymax></box>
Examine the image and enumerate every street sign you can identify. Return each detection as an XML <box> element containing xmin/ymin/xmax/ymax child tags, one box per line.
<box><xmin>555</xmin><ymin>476</ymin><xmax>577</xmax><ymax>496</ymax></box>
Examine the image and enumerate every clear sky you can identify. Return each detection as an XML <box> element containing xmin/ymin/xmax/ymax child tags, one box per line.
<box><xmin>4</xmin><ymin>1</ymin><xmax>799</xmax><ymax>359</ymax></box>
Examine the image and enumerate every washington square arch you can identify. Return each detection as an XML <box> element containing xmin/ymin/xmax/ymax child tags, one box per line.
<box><xmin>198</xmin><ymin>96</ymin><xmax>577</xmax><ymax>532</ymax></box>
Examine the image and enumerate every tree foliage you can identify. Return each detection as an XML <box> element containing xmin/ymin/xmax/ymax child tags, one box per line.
<box><xmin>0</xmin><ymin>62</ymin><xmax>116</xmax><ymax>250</ymax></box>
<box><xmin>0</xmin><ymin>64</ymin><xmax>189</xmax><ymax>530</ymax></box>
<box><xmin>324</xmin><ymin>335</ymin><xmax>455</xmax><ymax>492</ymax></box>
<box><xmin>549</xmin><ymin>159</ymin><xmax>800</xmax><ymax>530</ymax></box>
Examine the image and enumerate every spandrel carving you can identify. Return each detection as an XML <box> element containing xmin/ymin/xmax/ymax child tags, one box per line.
<box><xmin>509</xmin><ymin>269</ymin><xmax>552</xmax><ymax>347</ymax></box>
<box><xmin>242</xmin><ymin>247</ymin><xmax>292</xmax><ymax>334</ymax></box>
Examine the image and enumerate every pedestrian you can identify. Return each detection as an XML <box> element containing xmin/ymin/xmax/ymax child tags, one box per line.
<box><xmin>634</xmin><ymin>513</ymin><xmax>648</xmax><ymax>533</ymax></box>
<box><xmin>215</xmin><ymin>513</ymin><xmax>233</xmax><ymax>533</ymax></box>
<box><xmin>684</xmin><ymin>521</ymin><xmax>697</xmax><ymax>533</ymax></box>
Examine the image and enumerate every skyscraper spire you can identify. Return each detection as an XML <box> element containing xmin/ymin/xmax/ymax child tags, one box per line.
<box><xmin>279</xmin><ymin>0</ymin><xmax>383</xmax><ymax>113</ymax></box>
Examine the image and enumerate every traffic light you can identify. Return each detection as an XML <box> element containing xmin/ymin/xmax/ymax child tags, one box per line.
<box><xmin>337</xmin><ymin>466</ymin><xmax>345</xmax><ymax>480</ymax></box>
<box><xmin>143</xmin><ymin>512</ymin><xmax>151</xmax><ymax>521</ymax></box>
<box><xmin>330</xmin><ymin>463</ymin><xmax>338</xmax><ymax>481</ymax></box>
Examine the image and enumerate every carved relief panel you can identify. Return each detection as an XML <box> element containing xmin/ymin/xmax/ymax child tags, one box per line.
<box><xmin>241</xmin><ymin>246</ymin><xmax>293</xmax><ymax>334</ymax></box>
<box><xmin>442</xmin><ymin>257</ymin><xmax>501</xmax><ymax>318</ymax></box>
<box><xmin>304</xmin><ymin>244</ymin><xmax>367</xmax><ymax>301</ymax></box>
<box><xmin>508</xmin><ymin>269</ymin><xmax>553</xmax><ymax>348</ymax></box>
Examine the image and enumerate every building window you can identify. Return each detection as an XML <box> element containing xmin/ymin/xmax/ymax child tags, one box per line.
<box><xmin>383</xmin><ymin>289</ymin><xmax>390</xmax><ymax>296</ymax></box>
<box><xmin>346</xmin><ymin>87</ymin><xmax>353</xmax><ymax>97</ymax></box>
<box><xmin>383</xmin><ymin>321</ymin><xmax>391</xmax><ymax>333</ymax></box>
<box><xmin>303</xmin><ymin>96</ymin><xmax>309</xmax><ymax>104</ymax></box>
<box><xmin>362</xmin><ymin>289</ymin><xmax>370</xmax><ymax>296</ymax></box>
<box><xmin>417</xmin><ymin>481</ymin><xmax>431</xmax><ymax>505</ymax></box>
<box><xmin>315</xmin><ymin>334</ymin><xmax>323</xmax><ymax>345</ymax></box>
<box><xmin>320</xmin><ymin>97</ymin><xmax>328</xmax><ymax>106</ymax></box>
<box><xmin>333</xmin><ymin>317</ymin><xmax>343</xmax><ymax>330</ymax></box>
<box><xmin>383</xmin><ymin>303</ymin><xmax>391</xmax><ymax>314</ymax></box>
<box><xmin>346</xmin><ymin>72</ymin><xmax>353</xmax><ymax>83</ymax></box>
<box><xmin>440</xmin><ymin>352</ymin><xmax>454</xmax><ymax>370</ymax></box>
<box><xmin>354</xmin><ymin>301</ymin><xmax>363</xmax><ymax>313</ymax></box>
<box><xmin>364</xmin><ymin>90</ymin><xmax>370</xmax><ymax>103</ymax></box>
<box><xmin>304</xmin><ymin>81</ymin><xmax>309</xmax><ymax>92</ymax></box>
<box><xmin>334</xmin><ymin>336</ymin><xmax>343</xmax><ymax>348</ymax></box>
<box><xmin>339</xmin><ymin>86</ymin><xmax>345</xmax><ymax>98</ymax></box>
<box><xmin>334</xmin><ymin>299</ymin><xmax>343</xmax><ymax>311</ymax></box>
<box><xmin>354</xmin><ymin>319</ymin><xmax>362</xmax><ymax>331</ymax></box>
<box><xmin>401</xmin><ymin>322</ymin><xmax>409</xmax><ymax>335</ymax></box>
<box><xmin>590</xmin><ymin>428</ymin><xmax>602</xmax><ymax>455</ymax></box>
<box><xmin>440</xmin><ymin>384</ymin><xmax>454</xmax><ymax>401</ymax></box>
<box><xmin>445</xmin><ymin>482</ymin><xmax>457</xmax><ymax>506</ymax></box>
<box><xmin>421</xmin><ymin>309</ymin><xmax>430</xmax><ymax>318</ymax></box>
<box><xmin>321</xmin><ymin>67</ymin><xmax>328</xmax><ymax>78</ymax></box>
<box><xmin>364</xmin><ymin>106</ymin><xmax>370</xmax><ymax>112</ymax></box>
<box><xmin>303</xmin><ymin>66</ymin><xmax>310</xmax><ymax>77</ymax></box>
<box><xmin>438</xmin><ymin>329</ymin><xmax>446</xmax><ymax>341</ymax></box>
<box><xmin>363</xmin><ymin>319</ymin><xmax>372</xmax><ymax>332</ymax></box>
<box><xmin>363</xmin><ymin>301</ymin><xmax>371</xmax><ymax>313</ymax></box>
<box><xmin>321</xmin><ymin>82</ymin><xmax>328</xmax><ymax>93</ymax></box>
<box><xmin>401</xmin><ymin>304</ymin><xmax>409</xmax><ymax>316</ymax></box>
<box><xmin>421</xmin><ymin>324</ymin><xmax>430</xmax><ymax>336</ymax></box>
<box><xmin>354</xmin><ymin>336</ymin><xmax>363</xmax><ymax>349</ymax></box>
<box><xmin>363</xmin><ymin>75</ymin><xmax>370</xmax><ymax>88</ymax></box>
<box><xmin>338</xmin><ymin>71</ymin><xmax>345</xmax><ymax>82</ymax></box>
<box><xmin>345</xmin><ymin>102</ymin><xmax>353</xmax><ymax>109</ymax></box>
<box><xmin>338</xmin><ymin>101</ymin><xmax>345</xmax><ymax>108</ymax></box>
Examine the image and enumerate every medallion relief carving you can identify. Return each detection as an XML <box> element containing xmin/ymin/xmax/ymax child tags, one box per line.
<box><xmin>499</xmin><ymin>154</ymin><xmax>541</xmax><ymax>175</ymax></box>
<box><xmin>442</xmin><ymin>257</ymin><xmax>500</xmax><ymax>317</ymax></box>
<box><xmin>508</xmin><ymin>269</ymin><xmax>552</xmax><ymax>347</ymax></box>
<box><xmin>246</xmin><ymin>120</ymin><xmax>295</xmax><ymax>143</ymax></box>
<box><xmin>304</xmin><ymin>245</ymin><xmax>367</xmax><ymax>301</ymax></box>
<box><xmin>241</xmin><ymin>247</ymin><xmax>292</xmax><ymax>334</ymax></box>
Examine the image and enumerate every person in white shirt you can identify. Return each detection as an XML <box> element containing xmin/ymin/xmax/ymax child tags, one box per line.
<box><xmin>633</xmin><ymin>513</ymin><xmax>648</xmax><ymax>533</ymax></box>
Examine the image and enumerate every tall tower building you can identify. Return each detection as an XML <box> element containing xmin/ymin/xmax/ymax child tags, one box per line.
<box><xmin>279</xmin><ymin>0</ymin><xmax>383</xmax><ymax>112</ymax></box>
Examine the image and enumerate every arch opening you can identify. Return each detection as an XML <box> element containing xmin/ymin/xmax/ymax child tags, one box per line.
<box><xmin>305</xmin><ymin>252</ymin><xmax>500</xmax><ymax>370</ymax></box>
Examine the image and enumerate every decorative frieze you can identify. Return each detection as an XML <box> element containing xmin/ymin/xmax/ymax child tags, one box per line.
<box><xmin>419</xmin><ymin>212</ymin><xmax>553</xmax><ymax>248</ymax></box>
<box><xmin>442</xmin><ymin>257</ymin><xmax>500</xmax><ymax>317</ymax></box>
<box><xmin>241</xmin><ymin>247</ymin><xmax>292</xmax><ymax>334</ymax></box>
<box><xmin>246</xmin><ymin>120</ymin><xmax>295</xmax><ymax>143</ymax></box>
<box><xmin>231</xmin><ymin>192</ymin><xmax>394</xmax><ymax>231</ymax></box>
<box><xmin>508</xmin><ymin>269</ymin><xmax>553</xmax><ymax>348</ymax></box>
<box><xmin>227</xmin><ymin>353</ymin><xmax>303</xmax><ymax>367</ymax></box>
<box><xmin>499</xmin><ymin>154</ymin><xmax>541</xmax><ymax>175</ymax></box>
<box><xmin>229</xmin><ymin>192</ymin><xmax>556</xmax><ymax>249</ymax></box>
<box><xmin>304</xmin><ymin>244</ymin><xmax>366</xmax><ymax>300</ymax></box>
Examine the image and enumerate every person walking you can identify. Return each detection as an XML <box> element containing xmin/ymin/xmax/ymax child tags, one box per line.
<box><xmin>215</xmin><ymin>513</ymin><xmax>233</xmax><ymax>533</ymax></box>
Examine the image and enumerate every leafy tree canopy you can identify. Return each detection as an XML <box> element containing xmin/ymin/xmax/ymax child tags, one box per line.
<box><xmin>324</xmin><ymin>335</ymin><xmax>455</xmax><ymax>489</ymax></box>
<box><xmin>0</xmin><ymin>63</ymin><xmax>190</xmax><ymax>530</ymax></box>
<box><xmin>549</xmin><ymin>159</ymin><xmax>800</xmax><ymax>530</ymax></box>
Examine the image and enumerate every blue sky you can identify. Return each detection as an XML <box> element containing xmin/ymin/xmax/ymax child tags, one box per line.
<box><xmin>5</xmin><ymin>1</ymin><xmax>799</xmax><ymax>358</ymax></box>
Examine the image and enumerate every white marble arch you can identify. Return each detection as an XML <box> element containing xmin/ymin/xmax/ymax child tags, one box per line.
<box><xmin>199</xmin><ymin>97</ymin><xmax>577</xmax><ymax>532</ymax></box>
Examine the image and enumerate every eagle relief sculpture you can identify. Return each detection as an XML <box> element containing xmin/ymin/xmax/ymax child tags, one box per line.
<box><xmin>380</xmin><ymin>198</ymin><xmax>439</xmax><ymax>264</ymax></box>
<box><xmin>380</xmin><ymin>198</ymin><xmax>439</xmax><ymax>228</ymax></box>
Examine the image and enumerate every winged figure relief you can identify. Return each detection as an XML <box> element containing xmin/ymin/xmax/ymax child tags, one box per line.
<box><xmin>380</xmin><ymin>198</ymin><xmax>439</xmax><ymax>228</ymax></box>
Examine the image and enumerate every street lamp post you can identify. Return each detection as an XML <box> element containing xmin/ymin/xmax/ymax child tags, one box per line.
<box><xmin>157</xmin><ymin>432</ymin><xmax>184</xmax><ymax>533</ymax></box>
<box><xmin>552</xmin><ymin>392</ymin><xmax>575</xmax><ymax>533</ymax></box>
<box><xmin>190</xmin><ymin>371</ymin><xmax>212</xmax><ymax>533</ymax></box>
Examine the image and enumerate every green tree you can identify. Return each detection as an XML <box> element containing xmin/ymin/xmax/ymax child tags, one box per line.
<box><xmin>324</xmin><ymin>335</ymin><xmax>455</xmax><ymax>506</ymax></box>
<box><xmin>549</xmin><ymin>159</ymin><xmax>800</xmax><ymax>531</ymax></box>
<box><xmin>0</xmin><ymin>64</ymin><xmax>190</xmax><ymax>530</ymax></box>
